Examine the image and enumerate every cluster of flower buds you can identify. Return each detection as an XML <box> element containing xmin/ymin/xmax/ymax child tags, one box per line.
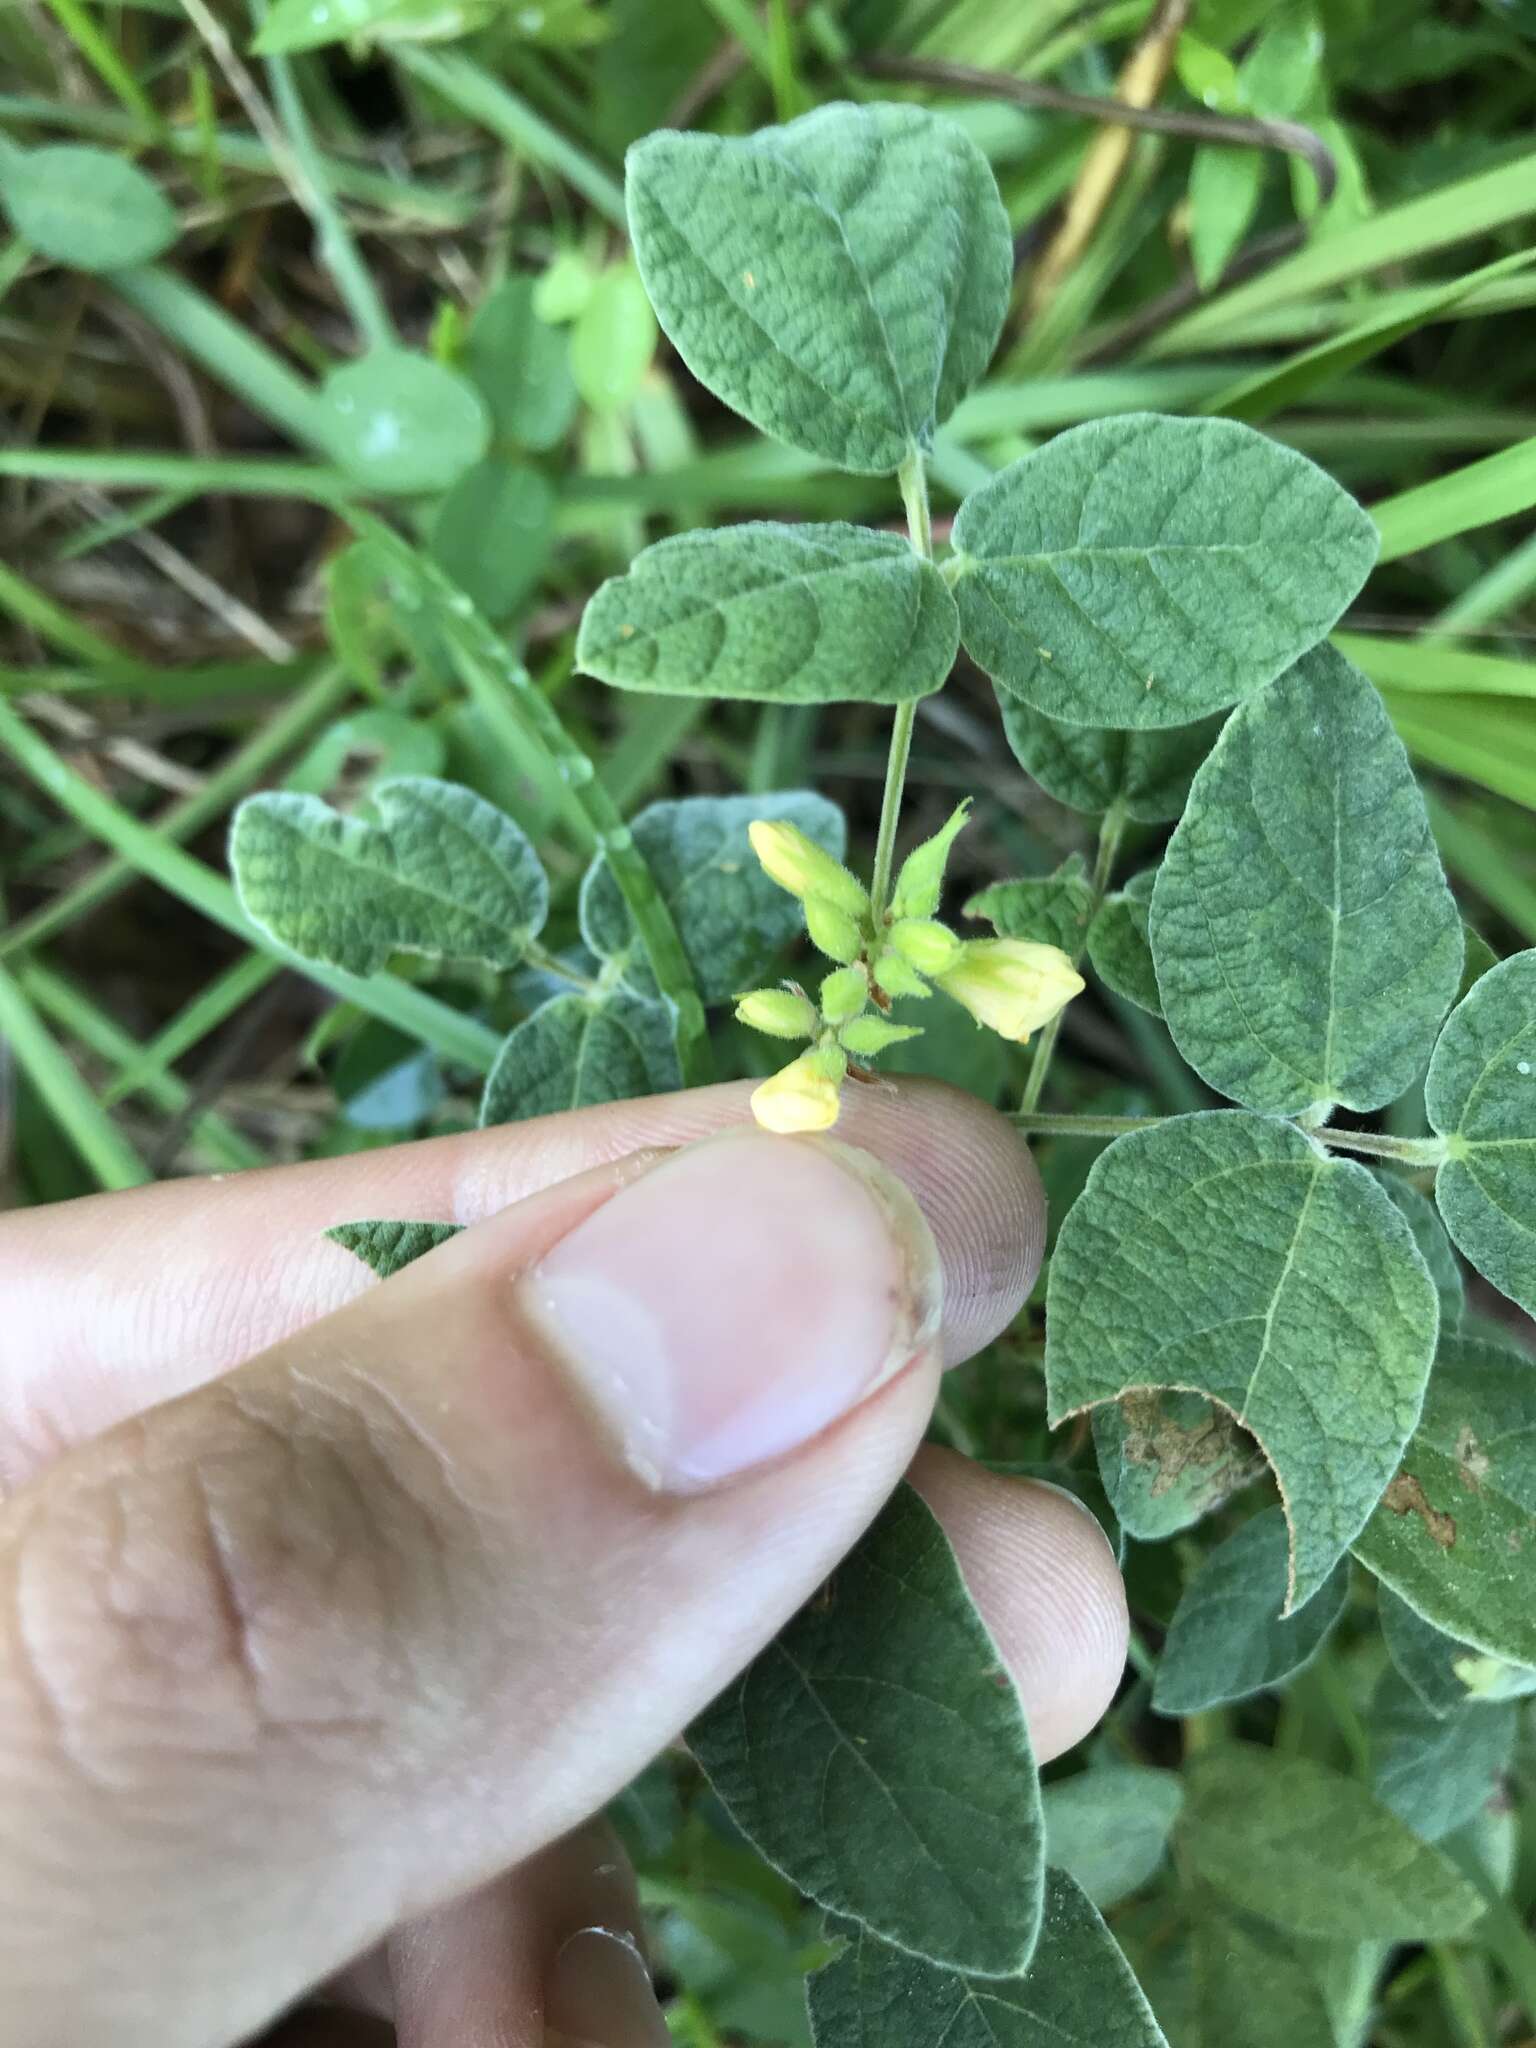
<box><xmin>738</xmin><ymin>808</ymin><xmax>1084</xmax><ymax>1133</ymax></box>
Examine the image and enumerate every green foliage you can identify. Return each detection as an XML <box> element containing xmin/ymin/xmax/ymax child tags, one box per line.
<box><xmin>319</xmin><ymin>349</ymin><xmax>492</xmax><ymax>494</ymax></box>
<box><xmin>949</xmin><ymin>416</ymin><xmax>1378</xmax><ymax>729</ymax></box>
<box><xmin>1379</xmin><ymin>1584</ymin><xmax>1536</xmax><ymax>1717</ymax></box>
<box><xmin>0</xmin><ymin>143</ymin><xmax>178</xmax><ymax>270</ymax></box>
<box><xmin>1380</xmin><ymin>1177</ymin><xmax>1465</xmax><ymax>1332</ymax></box>
<box><xmin>1425</xmin><ymin>949</ymin><xmax>1536</xmax><ymax>1315</ymax></box>
<box><xmin>461</xmin><ymin>274</ymin><xmax>578</xmax><ymax>450</ymax></box>
<box><xmin>1042</xmin><ymin>1765</ymin><xmax>1184</xmax><ymax>1910</ymax></box>
<box><xmin>569</xmin><ymin>263</ymin><xmax>657</xmax><ymax>412</ymax></box>
<box><xmin>966</xmin><ymin>855</ymin><xmax>1096</xmax><ymax>954</ymax></box>
<box><xmin>626</xmin><ymin>102</ymin><xmax>1011</xmax><ymax>472</ymax></box>
<box><xmin>1151</xmin><ymin>648</ymin><xmax>1463</xmax><ymax>1115</ymax></box>
<box><xmin>326</xmin><ymin>1217</ymin><xmax>462</xmax><ymax>1276</ymax></box>
<box><xmin>231</xmin><ymin>776</ymin><xmax>548</xmax><ymax>975</ymax></box>
<box><xmin>689</xmin><ymin>1485</ymin><xmax>1044</xmax><ymax>1977</ymax></box>
<box><xmin>997</xmin><ymin>699</ymin><xmax>1223</xmax><ymax>823</ymax></box>
<box><xmin>1092</xmin><ymin>1390</ymin><xmax>1267</xmax><ymax>1543</ymax></box>
<box><xmin>1190</xmin><ymin>1905</ymin><xmax>1342</xmax><ymax>2048</ymax></box>
<box><xmin>480</xmin><ymin>991</ymin><xmax>677</xmax><ymax>1125</ymax></box>
<box><xmin>429</xmin><ymin>459</ymin><xmax>555</xmax><ymax>620</ymax></box>
<box><xmin>1048</xmin><ymin>1113</ymin><xmax>1439</xmax><ymax>1607</ymax></box>
<box><xmin>1369</xmin><ymin>1668</ymin><xmax>1517</xmax><ymax>1842</ymax></box>
<box><xmin>252</xmin><ymin>0</ymin><xmax>491</xmax><ymax>54</ymax></box>
<box><xmin>1087</xmin><ymin>869</ymin><xmax>1161</xmax><ymax>1016</ymax></box>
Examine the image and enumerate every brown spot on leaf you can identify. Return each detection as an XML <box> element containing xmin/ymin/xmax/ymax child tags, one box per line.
<box><xmin>1118</xmin><ymin>1391</ymin><xmax>1264</xmax><ymax>1506</ymax></box>
<box><xmin>1383</xmin><ymin>1472</ymin><xmax>1456</xmax><ymax>1549</ymax></box>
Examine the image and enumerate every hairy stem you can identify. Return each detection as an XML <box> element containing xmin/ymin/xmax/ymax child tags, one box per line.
<box><xmin>1019</xmin><ymin>800</ymin><xmax>1125</xmax><ymax>1114</ymax></box>
<box><xmin>868</xmin><ymin>451</ymin><xmax>933</xmax><ymax>925</ymax></box>
<box><xmin>1011</xmin><ymin>1108</ymin><xmax>1450</xmax><ymax>1167</ymax></box>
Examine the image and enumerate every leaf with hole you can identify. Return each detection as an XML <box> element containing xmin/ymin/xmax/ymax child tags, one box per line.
<box><xmin>1092</xmin><ymin>1390</ymin><xmax>1267</xmax><ymax>1543</ymax></box>
<box><xmin>1047</xmin><ymin>1111</ymin><xmax>1439</xmax><ymax>1608</ymax></box>
<box><xmin>950</xmin><ymin>414</ymin><xmax>1378</xmax><ymax>729</ymax></box>
<box><xmin>578</xmin><ymin>523</ymin><xmax>957</xmax><ymax>705</ymax></box>
<box><xmin>997</xmin><ymin>696</ymin><xmax>1223</xmax><ymax>822</ymax></box>
<box><xmin>479</xmin><ymin>991</ymin><xmax>679</xmax><ymax>1126</ymax></box>
<box><xmin>231</xmin><ymin>777</ymin><xmax>548</xmax><ymax>976</ymax></box>
<box><xmin>1042</xmin><ymin>1765</ymin><xmax>1183</xmax><ymax>1910</ymax></box>
<box><xmin>1088</xmin><ymin>869</ymin><xmax>1161</xmax><ymax>1016</ymax></box>
<box><xmin>626</xmin><ymin>102</ymin><xmax>1011</xmax><ymax>473</ymax></box>
<box><xmin>0</xmin><ymin>143</ymin><xmax>178</xmax><ymax>270</ymax></box>
<box><xmin>320</xmin><ymin>349</ymin><xmax>491</xmax><ymax>495</ymax></box>
<box><xmin>1150</xmin><ymin>648</ymin><xmax>1463</xmax><ymax>1116</ymax></box>
<box><xmin>688</xmin><ymin>1484</ymin><xmax>1043</xmax><ymax>1977</ymax></box>
<box><xmin>326</xmin><ymin>1218</ymin><xmax>461</xmax><ymax>1278</ymax></box>
<box><xmin>1369</xmin><ymin>1667</ymin><xmax>1517</xmax><ymax>1842</ymax></box>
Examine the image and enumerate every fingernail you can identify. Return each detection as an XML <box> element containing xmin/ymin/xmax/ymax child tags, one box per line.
<box><xmin>545</xmin><ymin>1927</ymin><xmax>670</xmax><ymax>2048</ymax></box>
<box><xmin>518</xmin><ymin>1129</ymin><xmax>941</xmax><ymax>1491</ymax></box>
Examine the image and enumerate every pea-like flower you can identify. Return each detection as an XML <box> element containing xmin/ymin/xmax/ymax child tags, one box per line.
<box><xmin>750</xmin><ymin>1047</ymin><xmax>846</xmax><ymax>1134</ymax></box>
<box><xmin>747</xmin><ymin>820</ymin><xmax>869</xmax><ymax>917</ymax></box>
<box><xmin>935</xmin><ymin>938</ymin><xmax>1085</xmax><ymax>1042</ymax></box>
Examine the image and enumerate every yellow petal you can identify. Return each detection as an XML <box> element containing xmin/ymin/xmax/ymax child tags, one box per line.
<box><xmin>750</xmin><ymin>1053</ymin><xmax>843</xmax><ymax>1134</ymax></box>
<box><xmin>936</xmin><ymin>939</ymin><xmax>1085</xmax><ymax>1042</ymax></box>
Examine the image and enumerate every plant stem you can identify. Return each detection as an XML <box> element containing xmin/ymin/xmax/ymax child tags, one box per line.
<box><xmin>1013</xmin><ymin>1111</ymin><xmax>1166</xmax><ymax>1139</ymax></box>
<box><xmin>1011</xmin><ymin>1107</ymin><xmax>1450</xmax><ymax>1166</ymax></box>
<box><xmin>869</xmin><ymin>451</ymin><xmax>933</xmax><ymax>925</ymax></box>
<box><xmin>1020</xmin><ymin>801</ymin><xmax>1125</xmax><ymax>1114</ymax></box>
<box><xmin>0</xmin><ymin>959</ymin><xmax>151</xmax><ymax>1189</ymax></box>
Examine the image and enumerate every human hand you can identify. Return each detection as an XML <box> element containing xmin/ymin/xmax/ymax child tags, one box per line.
<box><xmin>0</xmin><ymin>1076</ymin><xmax>1127</xmax><ymax>2048</ymax></box>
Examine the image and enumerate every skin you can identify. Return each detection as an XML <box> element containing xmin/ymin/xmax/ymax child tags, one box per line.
<box><xmin>0</xmin><ymin>1076</ymin><xmax>1127</xmax><ymax>2047</ymax></box>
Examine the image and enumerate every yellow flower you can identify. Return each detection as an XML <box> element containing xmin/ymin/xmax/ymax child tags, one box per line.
<box><xmin>750</xmin><ymin>1050</ymin><xmax>844</xmax><ymax>1134</ymax></box>
<box><xmin>748</xmin><ymin>820</ymin><xmax>869</xmax><ymax>917</ymax></box>
<box><xmin>935</xmin><ymin>939</ymin><xmax>1085</xmax><ymax>1042</ymax></box>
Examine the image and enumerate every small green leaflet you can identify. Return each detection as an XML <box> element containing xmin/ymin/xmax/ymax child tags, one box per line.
<box><xmin>807</xmin><ymin>1873</ymin><xmax>1169</xmax><ymax>2048</ymax></box>
<box><xmin>1178</xmin><ymin>1746</ymin><xmax>1483</xmax><ymax>1941</ymax></box>
<box><xmin>581</xmin><ymin>791</ymin><xmax>844</xmax><ymax>1006</ymax></box>
<box><xmin>0</xmin><ymin>143</ymin><xmax>178</xmax><ymax>271</ymax></box>
<box><xmin>479</xmin><ymin>992</ymin><xmax>679</xmax><ymax>1126</ymax></box>
<box><xmin>626</xmin><ymin>102</ymin><xmax>1011</xmax><ymax>474</ymax></box>
<box><xmin>319</xmin><ymin>349</ymin><xmax>491</xmax><ymax>496</ymax></box>
<box><xmin>1088</xmin><ymin>869</ymin><xmax>1161</xmax><ymax>1017</ymax></box>
<box><xmin>965</xmin><ymin>853</ymin><xmax>1094</xmax><ymax>954</ymax></box>
<box><xmin>570</xmin><ymin>263</ymin><xmax>657</xmax><ymax>413</ymax></box>
<box><xmin>1190</xmin><ymin>1904</ymin><xmax>1341</xmax><ymax>2048</ymax></box>
<box><xmin>1369</xmin><ymin>1668</ymin><xmax>1517</xmax><ymax>1842</ymax></box>
<box><xmin>1425</xmin><ymin>948</ymin><xmax>1536</xmax><ymax>1315</ymax></box>
<box><xmin>462</xmin><ymin>273</ymin><xmax>577</xmax><ymax>451</ymax></box>
<box><xmin>1353</xmin><ymin>1336</ymin><xmax>1536</xmax><ymax>1668</ymax></box>
<box><xmin>1092</xmin><ymin>1390</ymin><xmax>1267</xmax><ymax>1544</ymax></box>
<box><xmin>1042</xmin><ymin>1765</ymin><xmax>1183</xmax><ymax>1910</ymax></box>
<box><xmin>1152</xmin><ymin>1506</ymin><xmax>1349</xmax><ymax>1715</ymax></box>
<box><xmin>578</xmin><ymin>524</ymin><xmax>958</xmax><ymax>705</ymax></box>
<box><xmin>950</xmin><ymin>415</ymin><xmax>1378</xmax><ymax>729</ymax></box>
<box><xmin>430</xmin><ymin>459</ymin><xmax>556</xmax><ymax>621</ymax></box>
<box><xmin>231</xmin><ymin>776</ymin><xmax>548</xmax><ymax>976</ymax></box>
<box><xmin>688</xmin><ymin>1485</ymin><xmax>1043</xmax><ymax>1978</ymax></box>
<box><xmin>1459</xmin><ymin>924</ymin><xmax>1499</xmax><ymax>1000</ymax></box>
<box><xmin>1380</xmin><ymin>1176</ymin><xmax>1465</xmax><ymax>1331</ymax></box>
<box><xmin>998</xmin><ymin>696</ymin><xmax>1223</xmax><ymax>822</ymax></box>
<box><xmin>1151</xmin><ymin>649</ymin><xmax>1463</xmax><ymax>1116</ymax></box>
<box><xmin>326</xmin><ymin>1218</ymin><xmax>462</xmax><ymax>1278</ymax></box>
<box><xmin>1047</xmin><ymin>1112</ymin><xmax>1439</xmax><ymax>1609</ymax></box>
<box><xmin>1378</xmin><ymin>1583</ymin><xmax>1536</xmax><ymax>1717</ymax></box>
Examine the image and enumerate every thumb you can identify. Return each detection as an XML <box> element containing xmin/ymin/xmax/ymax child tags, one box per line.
<box><xmin>0</xmin><ymin>1130</ymin><xmax>945</xmax><ymax>2048</ymax></box>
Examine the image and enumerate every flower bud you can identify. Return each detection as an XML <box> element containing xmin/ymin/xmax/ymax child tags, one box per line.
<box><xmin>748</xmin><ymin>820</ymin><xmax>869</xmax><ymax>918</ymax></box>
<box><xmin>804</xmin><ymin>894</ymin><xmax>864</xmax><ymax>965</ymax></box>
<box><xmin>888</xmin><ymin>916</ymin><xmax>962</xmax><ymax>976</ymax></box>
<box><xmin>935</xmin><ymin>938</ymin><xmax>1085</xmax><ymax>1043</ymax></box>
<box><xmin>750</xmin><ymin>1048</ymin><xmax>844</xmax><ymax>1134</ymax></box>
<box><xmin>840</xmin><ymin>1016</ymin><xmax>923</xmax><ymax>1057</ymax></box>
<box><xmin>889</xmin><ymin>800</ymin><xmax>971</xmax><ymax>920</ymax></box>
<box><xmin>871</xmin><ymin>948</ymin><xmax>931</xmax><ymax>1001</ymax></box>
<box><xmin>819</xmin><ymin>964</ymin><xmax>869</xmax><ymax>1027</ymax></box>
<box><xmin>734</xmin><ymin>988</ymin><xmax>817</xmax><ymax>1040</ymax></box>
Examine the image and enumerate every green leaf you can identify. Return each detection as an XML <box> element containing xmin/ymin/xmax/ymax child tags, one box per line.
<box><xmin>462</xmin><ymin>273</ymin><xmax>578</xmax><ymax>449</ymax></box>
<box><xmin>581</xmin><ymin>791</ymin><xmax>844</xmax><ymax>1006</ymax></box>
<box><xmin>326</xmin><ymin>1217</ymin><xmax>462</xmax><ymax>1278</ymax></box>
<box><xmin>570</xmin><ymin>263</ymin><xmax>657</xmax><ymax>413</ymax></box>
<box><xmin>231</xmin><ymin>776</ymin><xmax>548</xmax><ymax>976</ymax></box>
<box><xmin>1188</xmin><ymin>145</ymin><xmax>1265</xmax><ymax>293</ymax></box>
<box><xmin>0</xmin><ymin>143</ymin><xmax>178</xmax><ymax>271</ymax></box>
<box><xmin>950</xmin><ymin>415</ymin><xmax>1378</xmax><ymax>730</ymax></box>
<box><xmin>1353</xmin><ymin>1336</ymin><xmax>1536</xmax><ymax>1669</ymax></box>
<box><xmin>1179</xmin><ymin>1745</ymin><xmax>1484</xmax><ymax>1941</ymax></box>
<box><xmin>1042</xmin><ymin>1765</ymin><xmax>1184</xmax><ymax>1910</ymax></box>
<box><xmin>998</xmin><ymin>696</ymin><xmax>1223</xmax><ymax>822</ymax></box>
<box><xmin>1369</xmin><ymin>1668</ymin><xmax>1517</xmax><ymax>1842</ymax></box>
<box><xmin>1153</xmin><ymin>1506</ymin><xmax>1349</xmax><ymax>1715</ymax></box>
<box><xmin>1380</xmin><ymin>1176</ymin><xmax>1464</xmax><ymax>1332</ymax></box>
<box><xmin>964</xmin><ymin>854</ymin><xmax>1095</xmax><ymax>954</ymax></box>
<box><xmin>1378</xmin><ymin>1584</ymin><xmax>1536</xmax><ymax>1718</ymax></box>
<box><xmin>479</xmin><ymin>991</ymin><xmax>678</xmax><ymax>1125</ymax></box>
<box><xmin>688</xmin><ymin>1484</ymin><xmax>1043</xmax><ymax>1978</ymax></box>
<box><xmin>626</xmin><ymin>102</ymin><xmax>1011</xmax><ymax>474</ymax></box>
<box><xmin>577</xmin><ymin>523</ymin><xmax>957</xmax><ymax>705</ymax></box>
<box><xmin>1092</xmin><ymin>1390</ymin><xmax>1267</xmax><ymax>1543</ymax></box>
<box><xmin>1191</xmin><ymin>1904</ymin><xmax>1341</xmax><ymax>2048</ymax></box>
<box><xmin>1425</xmin><ymin>949</ymin><xmax>1536</xmax><ymax>1315</ymax></box>
<box><xmin>1088</xmin><ymin>870</ymin><xmax>1161</xmax><ymax>1017</ymax></box>
<box><xmin>1459</xmin><ymin>925</ymin><xmax>1500</xmax><ymax>1001</ymax></box>
<box><xmin>319</xmin><ymin>349</ymin><xmax>491</xmax><ymax>495</ymax></box>
<box><xmin>1150</xmin><ymin>648</ymin><xmax>1463</xmax><ymax>1116</ymax></box>
<box><xmin>806</xmin><ymin>1872</ymin><xmax>1169</xmax><ymax>2048</ymax></box>
<box><xmin>1047</xmin><ymin>1112</ymin><xmax>1440</xmax><ymax>1608</ymax></box>
<box><xmin>429</xmin><ymin>459</ymin><xmax>555</xmax><ymax>621</ymax></box>
<box><xmin>252</xmin><ymin>0</ymin><xmax>490</xmax><ymax>53</ymax></box>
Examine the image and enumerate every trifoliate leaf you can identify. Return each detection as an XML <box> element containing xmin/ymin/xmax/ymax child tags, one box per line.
<box><xmin>231</xmin><ymin>777</ymin><xmax>548</xmax><ymax>975</ymax></box>
<box><xmin>320</xmin><ymin>349</ymin><xmax>491</xmax><ymax>495</ymax></box>
<box><xmin>1088</xmin><ymin>869</ymin><xmax>1161</xmax><ymax>1017</ymax></box>
<box><xmin>0</xmin><ymin>143</ymin><xmax>178</xmax><ymax>271</ymax></box>
<box><xmin>998</xmin><ymin>696</ymin><xmax>1223</xmax><ymax>822</ymax></box>
<box><xmin>581</xmin><ymin>791</ymin><xmax>845</xmax><ymax>1005</ymax></box>
<box><xmin>1191</xmin><ymin>1904</ymin><xmax>1341</xmax><ymax>2048</ymax></box>
<box><xmin>578</xmin><ymin>523</ymin><xmax>958</xmax><ymax>704</ymax></box>
<box><xmin>479</xmin><ymin>991</ymin><xmax>677</xmax><ymax>1125</ymax></box>
<box><xmin>326</xmin><ymin>1218</ymin><xmax>462</xmax><ymax>1278</ymax></box>
<box><xmin>1047</xmin><ymin>1112</ymin><xmax>1440</xmax><ymax>1609</ymax></box>
<box><xmin>1425</xmin><ymin>949</ymin><xmax>1536</xmax><ymax>1315</ymax></box>
<box><xmin>463</xmin><ymin>273</ymin><xmax>578</xmax><ymax>450</ymax></box>
<box><xmin>965</xmin><ymin>853</ymin><xmax>1094</xmax><ymax>954</ymax></box>
<box><xmin>626</xmin><ymin>102</ymin><xmax>1011</xmax><ymax>474</ymax></box>
<box><xmin>1042</xmin><ymin>1765</ymin><xmax>1183</xmax><ymax>1910</ymax></box>
<box><xmin>1153</xmin><ymin>1507</ymin><xmax>1349</xmax><ymax>1715</ymax></box>
<box><xmin>1380</xmin><ymin>1176</ymin><xmax>1464</xmax><ymax>1331</ymax></box>
<box><xmin>1369</xmin><ymin>1668</ymin><xmax>1517</xmax><ymax>1842</ymax></box>
<box><xmin>807</xmin><ymin>1873</ymin><xmax>1169</xmax><ymax>2048</ymax></box>
<box><xmin>1179</xmin><ymin>1746</ymin><xmax>1483</xmax><ymax>1941</ymax></box>
<box><xmin>688</xmin><ymin>1484</ymin><xmax>1043</xmax><ymax>1978</ymax></box>
<box><xmin>1353</xmin><ymin>1336</ymin><xmax>1536</xmax><ymax>1669</ymax></box>
<box><xmin>1150</xmin><ymin>649</ymin><xmax>1463</xmax><ymax>1116</ymax></box>
<box><xmin>1378</xmin><ymin>1584</ymin><xmax>1536</xmax><ymax>1719</ymax></box>
<box><xmin>1092</xmin><ymin>1391</ymin><xmax>1267</xmax><ymax>1543</ymax></box>
<box><xmin>950</xmin><ymin>415</ymin><xmax>1378</xmax><ymax>729</ymax></box>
